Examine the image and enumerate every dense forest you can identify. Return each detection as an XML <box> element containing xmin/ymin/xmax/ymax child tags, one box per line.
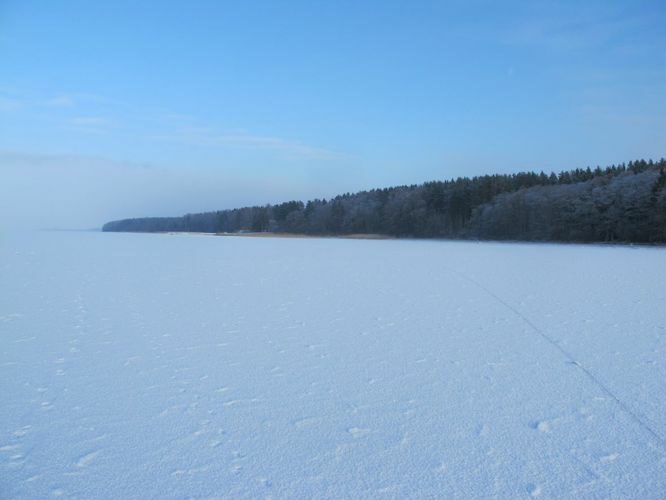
<box><xmin>103</xmin><ymin>159</ymin><xmax>666</xmax><ymax>244</ymax></box>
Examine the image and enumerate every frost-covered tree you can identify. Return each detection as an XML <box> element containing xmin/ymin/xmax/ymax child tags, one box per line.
<box><xmin>103</xmin><ymin>159</ymin><xmax>666</xmax><ymax>244</ymax></box>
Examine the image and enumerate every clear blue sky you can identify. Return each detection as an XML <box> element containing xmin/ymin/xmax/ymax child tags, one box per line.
<box><xmin>1</xmin><ymin>0</ymin><xmax>665</xmax><ymax>228</ymax></box>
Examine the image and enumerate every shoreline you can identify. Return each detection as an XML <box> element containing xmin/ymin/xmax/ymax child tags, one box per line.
<box><xmin>100</xmin><ymin>230</ymin><xmax>666</xmax><ymax>248</ymax></box>
<box><xmin>216</xmin><ymin>232</ymin><xmax>394</xmax><ymax>240</ymax></box>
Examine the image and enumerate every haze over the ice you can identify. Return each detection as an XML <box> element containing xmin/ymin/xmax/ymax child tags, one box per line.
<box><xmin>1</xmin><ymin>0</ymin><xmax>666</xmax><ymax>229</ymax></box>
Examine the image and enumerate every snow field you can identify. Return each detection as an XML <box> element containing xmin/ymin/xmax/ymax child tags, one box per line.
<box><xmin>1</xmin><ymin>232</ymin><xmax>665</xmax><ymax>498</ymax></box>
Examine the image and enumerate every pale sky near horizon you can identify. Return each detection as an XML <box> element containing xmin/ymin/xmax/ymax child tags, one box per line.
<box><xmin>1</xmin><ymin>0</ymin><xmax>665</xmax><ymax>229</ymax></box>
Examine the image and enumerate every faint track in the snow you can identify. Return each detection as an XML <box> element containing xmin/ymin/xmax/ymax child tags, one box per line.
<box><xmin>449</xmin><ymin>267</ymin><xmax>666</xmax><ymax>451</ymax></box>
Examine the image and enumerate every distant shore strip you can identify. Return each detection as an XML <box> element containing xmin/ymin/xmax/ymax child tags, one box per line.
<box><xmin>166</xmin><ymin>231</ymin><xmax>394</xmax><ymax>240</ymax></box>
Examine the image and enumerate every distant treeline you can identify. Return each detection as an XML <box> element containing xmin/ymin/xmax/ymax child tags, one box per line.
<box><xmin>103</xmin><ymin>159</ymin><xmax>666</xmax><ymax>243</ymax></box>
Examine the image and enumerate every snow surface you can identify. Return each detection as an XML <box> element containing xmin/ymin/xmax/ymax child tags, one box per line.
<box><xmin>2</xmin><ymin>231</ymin><xmax>666</xmax><ymax>498</ymax></box>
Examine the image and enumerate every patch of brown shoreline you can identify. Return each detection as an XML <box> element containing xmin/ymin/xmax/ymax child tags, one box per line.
<box><xmin>216</xmin><ymin>232</ymin><xmax>393</xmax><ymax>240</ymax></box>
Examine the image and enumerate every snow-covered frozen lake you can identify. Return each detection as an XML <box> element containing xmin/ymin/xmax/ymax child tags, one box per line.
<box><xmin>2</xmin><ymin>231</ymin><xmax>665</xmax><ymax>498</ymax></box>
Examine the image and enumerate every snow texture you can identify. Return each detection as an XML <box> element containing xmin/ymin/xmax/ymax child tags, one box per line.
<box><xmin>1</xmin><ymin>232</ymin><xmax>666</xmax><ymax>498</ymax></box>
